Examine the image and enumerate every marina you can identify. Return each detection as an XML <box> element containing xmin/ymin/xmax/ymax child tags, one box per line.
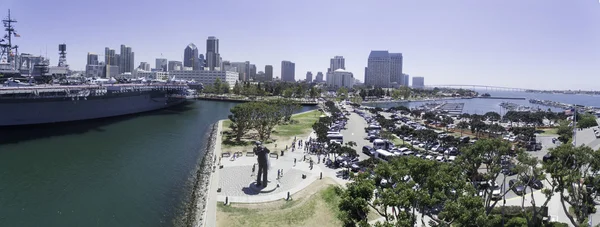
<box><xmin>530</xmin><ymin>99</ymin><xmax>600</xmax><ymax>114</ymax></box>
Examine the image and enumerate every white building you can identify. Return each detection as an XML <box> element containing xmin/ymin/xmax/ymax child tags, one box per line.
<box><xmin>132</xmin><ymin>69</ymin><xmax>170</xmax><ymax>80</ymax></box>
<box><xmin>412</xmin><ymin>76</ymin><xmax>425</xmax><ymax>88</ymax></box>
<box><xmin>327</xmin><ymin>69</ymin><xmax>355</xmax><ymax>89</ymax></box>
<box><xmin>169</xmin><ymin>70</ymin><xmax>238</xmax><ymax>87</ymax></box>
<box><xmin>366</xmin><ymin>51</ymin><xmax>391</xmax><ymax>87</ymax></box>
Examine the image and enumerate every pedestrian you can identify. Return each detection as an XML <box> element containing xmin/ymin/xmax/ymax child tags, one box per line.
<box><xmin>277</xmin><ymin>169</ymin><xmax>281</xmax><ymax>179</ymax></box>
<box><xmin>294</xmin><ymin>158</ymin><xmax>297</xmax><ymax>166</ymax></box>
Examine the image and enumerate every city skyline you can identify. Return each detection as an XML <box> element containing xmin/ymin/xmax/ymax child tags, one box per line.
<box><xmin>3</xmin><ymin>0</ymin><xmax>599</xmax><ymax>89</ymax></box>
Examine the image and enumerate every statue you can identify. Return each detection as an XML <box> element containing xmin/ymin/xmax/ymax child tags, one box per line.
<box><xmin>253</xmin><ymin>141</ymin><xmax>271</xmax><ymax>187</ymax></box>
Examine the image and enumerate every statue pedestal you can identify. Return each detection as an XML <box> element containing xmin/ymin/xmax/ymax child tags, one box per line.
<box><xmin>249</xmin><ymin>181</ymin><xmax>278</xmax><ymax>193</ymax></box>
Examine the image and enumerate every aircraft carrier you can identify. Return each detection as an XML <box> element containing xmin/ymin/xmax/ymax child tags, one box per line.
<box><xmin>0</xmin><ymin>10</ymin><xmax>190</xmax><ymax>126</ymax></box>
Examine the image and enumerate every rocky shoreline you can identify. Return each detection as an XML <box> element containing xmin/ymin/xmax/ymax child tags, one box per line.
<box><xmin>185</xmin><ymin>122</ymin><xmax>218</xmax><ymax>227</ymax></box>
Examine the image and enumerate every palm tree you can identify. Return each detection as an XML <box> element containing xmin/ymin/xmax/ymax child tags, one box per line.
<box><xmin>457</xmin><ymin>121</ymin><xmax>470</xmax><ymax>137</ymax></box>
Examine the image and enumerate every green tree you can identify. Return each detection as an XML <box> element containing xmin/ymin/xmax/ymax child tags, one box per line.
<box><xmin>228</xmin><ymin>103</ymin><xmax>256</xmax><ymax>142</ymax></box>
<box><xmin>543</xmin><ymin>144</ymin><xmax>600</xmax><ymax>226</ymax></box>
<box><xmin>269</xmin><ymin>99</ymin><xmax>300</xmax><ymax>123</ymax></box>
<box><xmin>282</xmin><ymin>88</ymin><xmax>294</xmax><ymax>98</ymax></box>
<box><xmin>232</xmin><ymin>81</ymin><xmax>241</xmax><ymax>95</ymax></box>
<box><xmin>457</xmin><ymin>121</ymin><xmax>470</xmax><ymax>137</ymax></box>
<box><xmin>457</xmin><ymin>139</ymin><xmax>519</xmax><ymax>215</ymax></box>
<box><xmin>337</xmin><ymin>87</ymin><xmax>349</xmax><ymax>100</ymax></box>
<box><xmin>253</xmin><ymin>102</ymin><xmax>282</xmax><ymax>142</ymax></box>
<box><xmin>213</xmin><ymin>78</ymin><xmax>223</xmax><ymax>95</ymax></box>
<box><xmin>577</xmin><ymin>113</ymin><xmax>598</xmax><ymax>129</ymax></box>
<box><xmin>484</xmin><ymin>111</ymin><xmax>501</xmax><ymax>122</ymax></box>
<box><xmin>556</xmin><ymin>120</ymin><xmax>574</xmax><ymax>144</ymax></box>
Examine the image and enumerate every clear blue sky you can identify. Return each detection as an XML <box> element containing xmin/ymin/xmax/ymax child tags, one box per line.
<box><xmin>2</xmin><ymin>0</ymin><xmax>599</xmax><ymax>90</ymax></box>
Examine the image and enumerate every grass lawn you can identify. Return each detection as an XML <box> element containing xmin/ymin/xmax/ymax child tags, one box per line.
<box><xmin>220</xmin><ymin>110</ymin><xmax>321</xmax><ymax>152</ymax></box>
<box><xmin>216</xmin><ymin>180</ymin><xmax>342</xmax><ymax>227</ymax></box>
<box><xmin>539</xmin><ymin>128</ymin><xmax>558</xmax><ymax>135</ymax></box>
<box><xmin>272</xmin><ymin>110</ymin><xmax>321</xmax><ymax>138</ymax></box>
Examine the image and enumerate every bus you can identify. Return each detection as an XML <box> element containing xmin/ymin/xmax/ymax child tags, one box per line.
<box><xmin>372</xmin><ymin>139</ymin><xmax>394</xmax><ymax>150</ymax></box>
<box><xmin>327</xmin><ymin>133</ymin><xmax>344</xmax><ymax>143</ymax></box>
<box><xmin>374</xmin><ymin>149</ymin><xmax>395</xmax><ymax>162</ymax></box>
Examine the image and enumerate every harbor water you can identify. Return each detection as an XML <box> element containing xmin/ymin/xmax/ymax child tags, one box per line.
<box><xmin>364</xmin><ymin>90</ymin><xmax>600</xmax><ymax>114</ymax></box>
<box><xmin>0</xmin><ymin>100</ymin><xmax>315</xmax><ymax>226</ymax></box>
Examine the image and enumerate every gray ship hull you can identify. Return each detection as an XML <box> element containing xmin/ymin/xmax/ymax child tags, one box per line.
<box><xmin>0</xmin><ymin>93</ymin><xmax>187</xmax><ymax>126</ymax></box>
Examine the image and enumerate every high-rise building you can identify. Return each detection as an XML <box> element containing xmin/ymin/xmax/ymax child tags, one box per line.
<box><xmin>184</xmin><ymin>43</ymin><xmax>199</xmax><ymax>70</ymax></box>
<box><xmin>265</xmin><ymin>65</ymin><xmax>273</xmax><ymax>81</ymax></box>
<box><xmin>155</xmin><ymin>58</ymin><xmax>168</xmax><ymax>72</ymax></box>
<box><xmin>115</xmin><ymin>54</ymin><xmax>121</xmax><ymax>69</ymax></box>
<box><xmin>365</xmin><ymin>51</ymin><xmax>391</xmax><ymax>87</ymax></box>
<box><xmin>168</xmin><ymin>61</ymin><xmax>183</xmax><ymax>71</ymax></box>
<box><xmin>230</xmin><ymin>61</ymin><xmax>250</xmax><ymax>81</ymax></box>
<box><xmin>402</xmin><ymin>74</ymin><xmax>409</xmax><ymax>87</ymax></box>
<box><xmin>315</xmin><ymin>72</ymin><xmax>324</xmax><ymax>82</ymax></box>
<box><xmin>412</xmin><ymin>77</ymin><xmax>425</xmax><ymax>88</ymax></box>
<box><xmin>306</xmin><ymin>71</ymin><xmax>313</xmax><ymax>82</ymax></box>
<box><xmin>281</xmin><ymin>61</ymin><xmax>295</xmax><ymax>82</ymax></box>
<box><xmin>250</xmin><ymin>64</ymin><xmax>257</xmax><ymax>80</ymax></box>
<box><xmin>119</xmin><ymin>45</ymin><xmax>134</xmax><ymax>73</ymax></box>
<box><xmin>327</xmin><ymin>69</ymin><xmax>355</xmax><ymax>88</ymax></box>
<box><xmin>198</xmin><ymin>54</ymin><xmax>205</xmax><ymax>70</ymax></box>
<box><xmin>138</xmin><ymin>62</ymin><xmax>150</xmax><ymax>71</ymax></box>
<box><xmin>329</xmin><ymin>56</ymin><xmax>345</xmax><ymax>72</ymax></box>
<box><xmin>206</xmin><ymin>36</ymin><xmax>220</xmax><ymax>71</ymax></box>
<box><xmin>104</xmin><ymin>48</ymin><xmax>117</xmax><ymax>65</ymax></box>
<box><xmin>87</xmin><ymin>53</ymin><xmax>99</xmax><ymax>65</ymax></box>
<box><xmin>390</xmin><ymin>53</ymin><xmax>403</xmax><ymax>85</ymax></box>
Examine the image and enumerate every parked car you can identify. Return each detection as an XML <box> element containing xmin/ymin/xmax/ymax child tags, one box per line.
<box><xmin>491</xmin><ymin>182</ymin><xmax>502</xmax><ymax>200</ymax></box>
<box><xmin>362</xmin><ymin>145</ymin><xmax>375</xmax><ymax>156</ymax></box>
<box><xmin>543</xmin><ymin>153</ymin><xmax>554</xmax><ymax>162</ymax></box>
<box><xmin>521</xmin><ymin>176</ymin><xmax>544</xmax><ymax>189</ymax></box>
<box><xmin>509</xmin><ymin>179</ymin><xmax>526</xmax><ymax>196</ymax></box>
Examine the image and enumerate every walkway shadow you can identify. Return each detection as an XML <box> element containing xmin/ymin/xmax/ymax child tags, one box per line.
<box><xmin>0</xmin><ymin>102</ymin><xmax>194</xmax><ymax>145</ymax></box>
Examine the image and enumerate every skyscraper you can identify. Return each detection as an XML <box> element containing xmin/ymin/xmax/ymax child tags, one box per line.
<box><xmin>250</xmin><ymin>64</ymin><xmax>257</xmax><ymax>80</ymax></box>
<box><xmin>306</xmin><ymin>71</ymin><xmax>313</xmax><ymax>82</ymax></box>
<box><xmin>168</xmin><ymin>61</ymin><xmax>183</xmax><ymax>71</ymax></box>
<box><xmin>138</xmin><ymin>62</ymin><xmax>150</xmax><ymax>71</ymax></box>
<box><xmin>119</xmin><ymin>45</ymin><xmax>134</xmax><ymax>73</ymax></box>
<box><xmin>104</xmin><ymin>48</ymin><xmax>117</xmax><ymax>65</ymax></box>
<box><xmin>412</xmin><ymin>77</ymin><xmax>424</xmax><ymax>88</ymax></box>
<box><xmin>402</xmin><ymin>74</ymin><xmax>410</xmax><ymax>87</ymax></box>
<box><xmin>315</xmin><ymin>72</ymin><xmax>324</xmax><ymax>82</ymax></box>
<box><xmin>366</xmin><ymin>51</ymin><xmax>391</xmax><ymax>87</ymax></box>
<box><xmin>281</xmin><ymin>61</ymin><xmax>295</xmax><ymax>82</ymax></box>
<box><xmin>206</xmin><ymin>36</ymin><xmax>220</xmax><ymax>71</ymax></box>
<box><xmin>329</xmin><ymin>56</ymin><xmax>345</xmax><ymax>72</ymax></box>
<box><xmin>265</xmin><ymin>65</ymin><xmax>273</xmax><ymax>81</ymax></box>
<box><xmin>155</xmin><ymin>58</ymin><xmax>168</xmax><ymax>72</ymax></box>
<box><xmin>390</xmin><ymin>53</ymin><xmax>403</xmax><ymax>85</ymax></box>
<box><xmin>87</xmin><ymin>53</ymin><xmax>99</xmax><ymax>65</ymax></box>
<box><xmin>184</xmin><ymin>43</ymin><xmax>199</xmax><ymax>70</ymax></box>
<box><xmin>198</xmin><ymin>54</ymin><xmax>205</xmax><ymax>70</ymax></box>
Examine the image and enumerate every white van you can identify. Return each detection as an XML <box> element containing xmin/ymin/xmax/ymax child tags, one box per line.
<box><xmin>374</xmin><ymin>149</ymin><xmax>395</xmax><ymax>162</ymax></box>
<box><xmin>327</xmin><ymin>133</ymin><xmax>344</xmax><ymax>143</ymax></box>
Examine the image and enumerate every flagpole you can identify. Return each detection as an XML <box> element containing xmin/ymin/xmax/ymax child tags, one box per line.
<box><xmin>573</xmin><ymin>107</ymin><xmax>577</xmax><ymax>147</ymax></box>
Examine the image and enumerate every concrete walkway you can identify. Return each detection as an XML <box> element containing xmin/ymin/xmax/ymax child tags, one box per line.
<box><xmin>201</xmin><ymin>120</ymin><xmax>222</xmax><ymax>227</ymax></box>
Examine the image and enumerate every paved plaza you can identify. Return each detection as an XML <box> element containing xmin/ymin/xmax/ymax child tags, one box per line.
<box><xmin>215</xmin><ymin>131</ymin><xmax>324</xmax><ymax>204</ymax></box>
